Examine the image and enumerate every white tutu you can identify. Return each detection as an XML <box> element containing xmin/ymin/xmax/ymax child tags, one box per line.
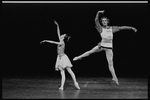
<box><xmin>55</xmin><ymin>54</ymin><xmax>73</xmax><ymax>70</ymax></box>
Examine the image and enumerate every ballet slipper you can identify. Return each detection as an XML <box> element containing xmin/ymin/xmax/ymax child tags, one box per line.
<box><xmin>112</xmin><ymin>78</ymin><xmax>119</xmax><ymax>85</ymax></box>
<box><xmin>74</xmin><ymin>82</ymin><xmax>80</xmax><ymax>90</ymax></box>
<box><xmin>73</xmin><ymin>57</ymin><xmax>81</xmax><ymax>61</ymax></box>
<box><xmin>59</xmin><ymin>87</ymin><xmax>64</xmax><ymax>90</ymax></box>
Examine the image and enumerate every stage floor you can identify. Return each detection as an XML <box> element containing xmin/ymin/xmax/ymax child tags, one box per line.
<box><xmin>2</xmin><ymin>77</ymin><xmax>148</xmax><ymax>99</ymax></box>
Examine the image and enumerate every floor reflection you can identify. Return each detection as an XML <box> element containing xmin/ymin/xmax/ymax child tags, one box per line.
<box><xmin>2</xmin><ymin>78</ymin><xmax>147</xmax><ymax>99</ymax></box>
<box><xmin>59</xmin><ymin>89</ymin><xmax>80</xmax><ymax>99</ymax></box>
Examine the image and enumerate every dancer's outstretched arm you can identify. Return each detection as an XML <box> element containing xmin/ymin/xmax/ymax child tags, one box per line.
<box><xmin>119</xmin><ymin>26</ymin><xmax>137</xmax><ymax>32</ymax></box>
<box><xmin>40</xmin><ymin>40</ymin><xmax>61</xmax><ymax>45</ymax></box>
<box><xmin>95</xmin><ymin>10</ymin><xmax>104</xmax><ymax>33</ymax></box>
<box><xmin>54</xmin><ymin>20</ymin><xmax>61</xmax><ymax>41</ymax></box>
<box><xmin>112</xmin><ymin>26</ymin><xmax>137</xmax><ymax>33</ymax></box>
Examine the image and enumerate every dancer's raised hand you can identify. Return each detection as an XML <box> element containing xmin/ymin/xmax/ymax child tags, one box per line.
<box><xmin>98</xmin><ymin>10</ymin><xmax>105</xmax><ymax>13</ymax></box>
<box><xmin>54</xmin><ymin>20</ymin><xmax>58</xmax><ymax>25</ymax></box>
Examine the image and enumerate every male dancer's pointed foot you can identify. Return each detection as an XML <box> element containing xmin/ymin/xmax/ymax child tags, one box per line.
<box><xmin>112</xmin><ymin>78</ymin><xmax>119</xmax><ymax>85</ymax></box>
<box><xmin>73</xmin><ymin>56</ymin><xmax>81</xmax><ymax>61</ymax></box>
<box><xmin>74</xmin><ymin>82</ymin><xmax>80</xmax><ymax>90</ymax></box>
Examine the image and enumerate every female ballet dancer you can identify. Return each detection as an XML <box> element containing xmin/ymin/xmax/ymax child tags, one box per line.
<box><xmin>41</xmin><ymin>21</ymin><xmax>80</xmax><ymax>90</ymax></box>
<box><xmin>73</xmin><ymin>10</ymin><xmax>137</xmax><ymax>85</ymax></box>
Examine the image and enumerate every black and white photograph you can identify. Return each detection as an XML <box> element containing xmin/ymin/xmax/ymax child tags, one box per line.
<box><xmin>2</xmin><ymin>1</ymin><xmax>148</xmax><ymax>99</ymax></box>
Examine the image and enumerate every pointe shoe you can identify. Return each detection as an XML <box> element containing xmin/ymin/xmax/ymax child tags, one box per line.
<box><xmin>112</xmin><ymin>78</ymin><xmax>119</xmax><ymax>85</ymax></box>
<box><xmin>74</xmin><ymin>82</ymin><xmax>80</xmax><ymax>90</ymax></box>
<box><xmin>59</xmin><ymin>87</ymin><xmax>64</xmax><ymax>90</ymax></box>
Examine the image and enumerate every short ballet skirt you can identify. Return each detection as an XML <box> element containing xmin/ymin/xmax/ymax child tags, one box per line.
<box><xmin>55</xmin><ymin>54</ymin><xmax>73</xmax><ymax>70</ymax></box>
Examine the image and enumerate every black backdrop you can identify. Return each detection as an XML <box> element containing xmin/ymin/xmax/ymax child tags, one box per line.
<box><xmin>3</xmin><ymin>3</ymin><xmax>148</xmax><ymax>78</ymax></box>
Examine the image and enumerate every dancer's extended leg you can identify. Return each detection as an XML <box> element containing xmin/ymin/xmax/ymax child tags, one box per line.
<box><xmin>66</xmin><ymin>67</ymin><xmax>80</xmax><ymax>89</ymax></box>
<box><xmin>73</xmin><ymin>46</ymin><xmax>101</xmax><ymax>61</ymax></box>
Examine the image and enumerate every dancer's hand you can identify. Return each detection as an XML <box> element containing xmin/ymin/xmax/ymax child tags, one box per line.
<box><xmin>40</xmin><ymin>41</ymin><xmax>44</xmax><ymax>44</ymax></box>
<box><xmin>98</xmin><ymin>10</ymin><xmax>105</xmax><ymax>13</ymax></box>
<box><xmin>40</xmin><ymin>40</ymin><xmax>46</xmax><ymax>44</ymax></box>
<box><xmin>132</xmin><ymin>27</ymin><xmax>137</xmax><ymax>32</ymax></box>
<box><xmin>54</xmin><ymin>20</ymin><xmax>58</xmax><ymax>25</ymax></box>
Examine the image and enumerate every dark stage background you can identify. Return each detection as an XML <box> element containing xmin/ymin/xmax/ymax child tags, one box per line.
<box><xmin>2</xmin><ymin>3</ymin><xmax>148</xmax><ymax>78</ymax></box>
